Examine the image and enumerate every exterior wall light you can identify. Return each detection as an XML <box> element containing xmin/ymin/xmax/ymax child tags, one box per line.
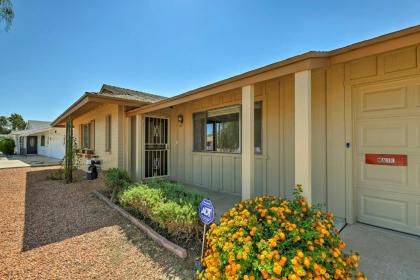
<box><xmin>178</xmin><ymin>114</ymin><xmax>184</xmax><ymax>124</ymax></box>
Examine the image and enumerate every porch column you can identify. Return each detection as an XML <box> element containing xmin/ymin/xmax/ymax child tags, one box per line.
<box><xmin>135</xmin><ymin>114</ymin><xmax>142</xmax><ymax>180</ymax></box>
<box><xmin>242</xmin><ymin>85</ymin><xmax>254</xmax><ymax>200</ymax></box>
<box><xmin>124</xmin><ymin>116</ymin><xmax>131</xmax><ymax>172</ymax></box>
<box><xmin>294</xmin><ymin>70</ymin><xmax>312</xmax><ymax>203</ymax></box>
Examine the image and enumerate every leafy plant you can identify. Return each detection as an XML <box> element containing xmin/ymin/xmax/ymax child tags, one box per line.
<box><xmin>0</xmin><ymin>138</ymin><xmax>15</xmax><ymax>155</ymax></box>
<box><xmin>118</xmin><ymin>180</ymin><xmax>204</xmax><ymax>240</ymax></box>
<box><xmin>199</xmin><ymin>186</ymin><xmax>366</xmax><ymax>280</ymax></box>
<box><xmin>0</xmin><ymin>0</ymin><xmax>14</xmax><ymax>31</ymax></box>
<box><xmin>7</xmin><ymin>113</ymin><xmax>26</xmax><ymax>130</ymax></box>
<box><xmin>103</xmin><ymin>168</ymin><xmax>132</xmax><ymax>200</ymax></box>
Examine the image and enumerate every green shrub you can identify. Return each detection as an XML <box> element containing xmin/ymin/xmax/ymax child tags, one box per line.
<box><xmin>103</xmin><ymin>168</ymin><xmax>131</xmax><ymax>200</ymax></box>
<box><xmin>119</xmin><ymin>185</ymin><xmax>163</xmax><ymax>218</ymax></box>
<box><xmin>0</xmin><ymin>138</ymin><xmax>15</xmax><ymax>155</ymax></box>
<box><xmin>119</xmin><ymin>181</ymin><xmax>204</xmax><ymax>240</ymax></box>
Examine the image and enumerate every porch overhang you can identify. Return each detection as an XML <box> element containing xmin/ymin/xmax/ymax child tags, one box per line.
<box><xmin>12</xmin><ymin>127</ymin><xmax>50</xmax><ymax>137</ymax></box>
<box><xmin>126</xmin><ymin>54</ymin><xmax>329</xmax><ymax>116</ymax></box>
<box><xmin>51</xmin><ymin>93</ymin><xmax>149</xmax><ymax>127</ymax></box>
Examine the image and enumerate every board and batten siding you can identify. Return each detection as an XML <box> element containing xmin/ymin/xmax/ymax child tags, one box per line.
<box><xmin>143</xmin><ymin>70</ymin><xmax>337</xmax><ymax>216</ymax></box>
<box><xmin>135</xmin><ymin>44</ymin><xmax>420</xmax><ymax>224</ymax></box>
<box><xmin>159</xmin><ymin>75</ymin><xmax>298</xmax><ymax>199</ymax></box>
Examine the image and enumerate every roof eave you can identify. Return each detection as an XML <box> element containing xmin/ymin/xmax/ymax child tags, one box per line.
<box><xmin>51</xmin><ymin>93</ymin><xmax>150</xmax><ymax>127</ymax></box>
<box><xmin>127</xmin><ymin>53</ymin><xmax>328</xmax><ymax>116</ymax></box>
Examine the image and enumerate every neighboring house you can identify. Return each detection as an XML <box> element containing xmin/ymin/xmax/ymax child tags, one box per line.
<box><xmin>51</xmin><ymin>84</ymin><xmax>167</xmax><ymax>170</ymax></box>
<box><xmin>53</xmin><ymin>25</ymin><xmax>420</xmax><ymax>237</ymax></box>
<box><xmin>11</xmin><ymin>120</ymin><xmax>65</xmax><ymax>159</ymax></box>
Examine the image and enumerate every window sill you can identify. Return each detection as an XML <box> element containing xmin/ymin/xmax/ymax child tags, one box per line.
<box><xmin>192</xmin><ymin>151</ymin><xmax>266</xmax><ymax>158</ymax></box>
<box><xmin>193</xmin><ymin>151</ymin><xmax>240</xmax><ymax>155</ymax></box>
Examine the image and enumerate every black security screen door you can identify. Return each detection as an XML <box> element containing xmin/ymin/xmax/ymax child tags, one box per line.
<box><xmin>144</xmin><ymin>117</ymin><xmax>169</xmax><ymax>178</ymax></box>
<box><xmin>27</xmin><ymin>136</ymin><xmax>38</xmax><ymax>154</ymax></box>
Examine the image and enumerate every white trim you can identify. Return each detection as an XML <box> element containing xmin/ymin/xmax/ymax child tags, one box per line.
<box><xmin>294</xmin><ymin>70</ymin><xmax>312</xmax><ymax>204</ymax></box>
<box><xmin>241</xmin><ymin>85</ymin><xmax>255</xmax><ymax>199</ymax></box>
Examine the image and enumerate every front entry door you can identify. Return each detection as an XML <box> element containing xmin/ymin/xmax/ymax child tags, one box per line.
<box><xmin>144</xmin><ymin>117</ymin><xmax>169</xmax><ymax>178</ymax></box>
<box><xmin>27</xmin><ymin>136</ymin><xmax>38</xmax><ymax>154</ymax></box>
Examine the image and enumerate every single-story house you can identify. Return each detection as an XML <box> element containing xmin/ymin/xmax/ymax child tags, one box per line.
<box><xmin>11</xmin><ymin>120</ymin><xmax>65</xmax><ymax>159</ymax></box>
<box><xmin>51</xmin><ymin>84</ymin><xmax>167</xmax><ymax>170</ymax></box>
<box><xmin>53</xmin><ymin>25</ymin><xmax>420</xmax><ymax>236</ymax></box>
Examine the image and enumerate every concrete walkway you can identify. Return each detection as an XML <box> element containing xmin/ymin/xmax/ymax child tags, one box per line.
<box><xmin>183</xmin><ymin>184</ymin><xmax>241</xmax><ymax>221</ymax></box>
<box><xmin>0</xmin><ymin>155</ymin><xmax>61</xmax><ymax>169</ymax></box>
<box><xmin>341</xmin><ymin>223</ymin><xmax>420</xmax><ymax>280</ymax></box>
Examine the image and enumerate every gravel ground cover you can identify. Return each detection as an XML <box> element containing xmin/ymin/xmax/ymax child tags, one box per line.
<box><xmin>0</xmin><ymin>167</ymin><xmax>197</xmax><ymax>280</ymax></box>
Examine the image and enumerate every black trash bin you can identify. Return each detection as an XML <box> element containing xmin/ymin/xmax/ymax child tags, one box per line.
<box><xmin>86</xmin><ymin>160</ymin><xmax>100</xmax><ymax>180</ymax></box>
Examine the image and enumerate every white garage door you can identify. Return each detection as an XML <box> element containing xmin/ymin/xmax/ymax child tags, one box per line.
<box><xmin>354</xmin><ymin>77</ymin><xmax>420</xmax><ymax>236</ymax></box>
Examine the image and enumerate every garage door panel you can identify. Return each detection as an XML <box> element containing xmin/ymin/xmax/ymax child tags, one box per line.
<box><xmin>361</xmin><ymin>86</ymin><xmax>407</xmax><ymax>112</ymax></box>
<box><xmin>416</xmin><ymin>204</ymin><xmax>420</xmax><ymax>228</ymax></box>
<box><xmin>413</xmin><ymin>162</ymin><xmax>420</xmax><ymax>190</ymax></box>
<box><xmin>359</xmin><ymin>191</ymin><xmax>408</xmax><ymax>225</ymax></box>
<box><xmin>414</xmin><ymin>84</ymin><xmax>420</xmax><ymax>108</ymax></box>
<box><xmin>360</xmin><ymin>160</ymin><xmax>408</xmax><ymax>187</ymax></box>
<box><xmin>416</xmin><ymin>123</ymin><xmax>420</xmax><ymax>147</ymax></box>
<box><xmin>358</xmin><ymin>189</ymin><xmax>420</xmax><ymax>235</ymax></box>
<box><xmin>358</xmin><ymin>121</ymin><xmax>408</xmax><ymax>148</ymax></box>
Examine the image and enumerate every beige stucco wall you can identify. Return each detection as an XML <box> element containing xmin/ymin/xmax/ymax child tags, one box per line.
<box><xmin>73</xmin><ymin>103</ymin><xmax>125</xmax><ymax>170</ymax></box>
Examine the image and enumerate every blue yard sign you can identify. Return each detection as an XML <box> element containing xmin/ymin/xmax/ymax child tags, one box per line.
<box><xmin>198</xmin><ymin>199</ymin><xmax>215</xmax><ymax>225</ymax></box>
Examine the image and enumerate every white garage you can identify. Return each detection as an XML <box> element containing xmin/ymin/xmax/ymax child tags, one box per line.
<box><xmin>353</xmin><ymin>77</ymin><xmax>420</xmax><ymax>236</ymax></box>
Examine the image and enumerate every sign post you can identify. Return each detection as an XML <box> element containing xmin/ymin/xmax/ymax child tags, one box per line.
<box><xmin>196</xmin><ymin>198</ymin><xmax>215</xmax><ymax>270</ymax></box>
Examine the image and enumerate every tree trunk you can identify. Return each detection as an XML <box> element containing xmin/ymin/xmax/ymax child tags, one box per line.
<box><xmin>65</xmin><ymin>118</ymin><xmax>73</xmax><ymax>183</ymax></box>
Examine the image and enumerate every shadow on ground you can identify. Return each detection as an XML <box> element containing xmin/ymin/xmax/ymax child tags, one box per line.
<box><xmin>22</xmin><ymin>169</ymin><xmax>113</xmax><ymax>251</ymax></box>
<box><xmin>22</xmin><ymin>168</ymin><xmax>196</xmax><ymax>279</ymax></box>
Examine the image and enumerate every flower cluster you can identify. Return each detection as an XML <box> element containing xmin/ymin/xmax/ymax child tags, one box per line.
<box><xmin>198</xmin><ymin>186</ymin><xmax>366</xmax><ymax>280</ymax></box>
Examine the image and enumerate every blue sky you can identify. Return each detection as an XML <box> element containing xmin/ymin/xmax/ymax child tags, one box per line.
<box><xmin>1</xmin><ymin>0</ymin><xmax>420</xmax><ymax>121</ymax></box>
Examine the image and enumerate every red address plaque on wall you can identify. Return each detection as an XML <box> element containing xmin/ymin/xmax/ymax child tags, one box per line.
<box><xmin>365</xmin><ymin>154</ymin><xmax>407</xmax><ymax>166</ymax></box>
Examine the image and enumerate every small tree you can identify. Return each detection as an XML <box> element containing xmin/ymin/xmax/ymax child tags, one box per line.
<box><xmin>0</xmin><ymin>116</ymin><xmax>10</xmax><ymax>134</ymax></box>
<box><xmin>0</xmin><ymin>0</ymin><xmax>14</xmax><ymax>31</ymax></box>
<box><xmin>64</xmin><ymin>118</ymin><xmax>74</xmax><ymax>183</ymax></box>
<box><xmin>8</xmin><ymin>113</ymin><xmax>26</xmax><ymax>131</ymax></box>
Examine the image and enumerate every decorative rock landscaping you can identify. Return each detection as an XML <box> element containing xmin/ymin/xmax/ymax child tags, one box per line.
<box><xmin>0</xmin><ymin>167</ymin><xmax>196</xmax><ymax>279</ymax></box>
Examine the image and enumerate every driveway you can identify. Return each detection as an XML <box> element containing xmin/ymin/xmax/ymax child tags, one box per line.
<box><xmin>0</xmin><ymin>155</ymin><xmax>61</xmax><ymax>169</ymax></box>
<box><xmin>0</xmin><ymin>167</ymin><xmax>195</xmax><ymax>279</ymax></box>
<box><xmin>341</xmin><ymin>223</ymin><xmax>420</xmax><ymax>280</ymax></box>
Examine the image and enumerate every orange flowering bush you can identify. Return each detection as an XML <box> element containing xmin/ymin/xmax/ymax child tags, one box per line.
<box><xmin>199</xmin><ymin>186</ymin><xmax>366</xmax><ymax>280</ymax></box>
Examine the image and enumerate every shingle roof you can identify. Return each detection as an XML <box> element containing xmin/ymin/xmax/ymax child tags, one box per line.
<box><xmin>26</xmin><ymin>120</ymin><xmax>51</xmax><ymax>130</ymax></box>
<box><xmin>98</xmin><ymin>84</ymin><xmax>167</xmax><ymax>104</ymax></box>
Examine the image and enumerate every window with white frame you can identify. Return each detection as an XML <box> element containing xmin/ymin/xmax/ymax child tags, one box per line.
<box><xmin>80</xmin><ymin>121</ymin><xmax>95</xmax><ymax>150</ymax></box>
<box><xmin>40</xmin><ymin>135</ymin><xmax>45</xmax><ymax>146</ymax></box>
